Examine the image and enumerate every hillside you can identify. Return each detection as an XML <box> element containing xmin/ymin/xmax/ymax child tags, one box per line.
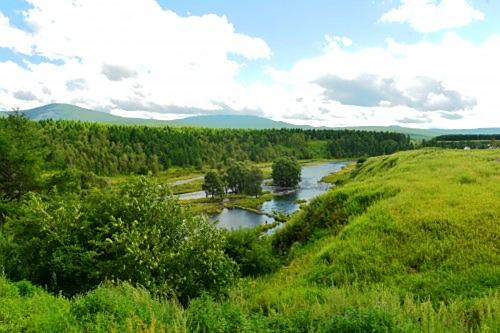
<box><xmin>232</xmin><ymin>148</ymin><xmax>500</xmax><ymax>331</ymax></box>
<box><xmin>170</xmin><ymin>114</ymin><xmax>311</xmax><ymax>129</ymax></box>
<box><xmin>0</xmin><ymin>103</ymin><xmax>177</xmax><ymax>126</ymax></box>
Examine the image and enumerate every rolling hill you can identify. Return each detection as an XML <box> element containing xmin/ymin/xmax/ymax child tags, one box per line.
<box><xmin>170</xmin><ymin>114</ymin><xmax>311</xmax><ymax>129</ymax></box>
<box><xmin>0</xmin><ymin>104</ymin><xmax>176</xmax><ymax>126</ymax></box>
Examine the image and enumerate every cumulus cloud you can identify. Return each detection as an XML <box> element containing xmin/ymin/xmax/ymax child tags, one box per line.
<box><xmin>0</xmin><ymin>1</ymin><xmax>499</xmax><ymax>128</ymax></box>
<box><xmin>315</xmin><ymin>74</ymin><xmax>476</xmax><ymax>111</ymax></box>
<box><xmin>380</xmin><ymin>0</ymin><xmax>484</xmax><ymax>33</ymax></box>
<box><xmin>101</xmin><ymin>64</ymin><xmax>137</xmax><ymax>81</ymax></box>
<box><xmin>13</xmin><ymin>90</ymin><xmax>38</xmax><ymax>101</ymax></box>
<box><xmin>397</xmin><ymin>116</ymin><xmax>431</xmax><ymax>124</ymax></box>
<box><xmin>440</xmin><ymin>112</ymin><xmax>464</xmax><ymax>120</ymax></box>
<box><xmin>0</xmin><ymin>0</ymin><xmax>271</xmax><ymax>113</ymax></box>
<box><xmin>260</xmin><ymin>32</ymin><xmax>500</xmax><ymax>128</ymax></box>
<box><xmin>66</xmin><ymin>78</ymin><xmax>88</xmax><ymax>91</ymax></box>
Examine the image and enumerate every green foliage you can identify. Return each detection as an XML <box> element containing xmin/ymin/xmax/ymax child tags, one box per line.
<box><xmin>70</xmin><ymin>282</ymin><xmax>183</xmax><ymax>333</ymax></box>
<box><xmin>326</xmin><ymin>308</ymin><xmax>398</xmax><ymax>333</ymax></box>
<box><xmin>0</xmin><ymin>113</ymin><xmax>46</xmax><ymax>201</ymax></box>
<box><xmin>272</xmin><ymin>157</ymin><xmax>301</xmax><ymax>188</ymax></box>
<box><xmin>225</xmin><ymin>160</ymin><xmax>248</xmax><ymax>194</ymax></box>
<box><xmin>327</xmin><ymin>130</ymin><xmax>412</xmax><ymax>157</ymax></box>
<box><xmin>224</xmin><ymin>228</ymin><xmax>281</xmax><ymax>277</ymax></box>
<box><xmin>202</xmin><ymin>171</ymin><xmax>225</xmax><ymax>198</ymax></box>
<box><xmin>1</xmin><ymin>177</ymin><xmax>237</xmax><ymax>303</ymax></box>
<box><xmin>224</xmin><ymin>160</ymin><xmax>264</xmax><ymax>196</ymax></box>
<box><xmin>45</xmin><ymin>168</ymin><xmax>109</xmax><ymax>193</ymax></box>
<box><xmin>0</xmin><ymin>117</ymin><xmax>412</xmax><ymax>177</ymax></box>
<box><xmin>187</xmin><ymin>295</ymin><xmax>246</xmax><ymax>333</ymax></box>
<box><xmin>243</xmin><ymin>165</ymin><xmax>264</xmax><ymax>197</ymax></box>
<box><xmin>0</xmin><ymin>277</ymin><xmax>186</xmax><ymax>333</ymax></box>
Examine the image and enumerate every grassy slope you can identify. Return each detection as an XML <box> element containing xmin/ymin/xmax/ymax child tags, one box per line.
<box><xmin>229</xmin><ymin>148</ymin><xmax>500</xmax><ymax>331</ymax></box>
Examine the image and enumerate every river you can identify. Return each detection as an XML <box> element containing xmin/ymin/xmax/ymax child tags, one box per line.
<box><xmin>210</xmin><ymin>161</ymin><xmax>346</xmax><ymax>230</ymax></box>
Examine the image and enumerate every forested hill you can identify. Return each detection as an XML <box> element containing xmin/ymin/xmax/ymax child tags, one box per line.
<box><xmin>0</xmin><ymin>103</ymin><xmax>309</xmax><ymax>129</ymax></box>
<box><xmin>169</xmin><ymin>114</ymin><xmax>311</xmax><ymax>129</ymax></box>
<box><xmin>0</xmin><ymin>103</ymin><xmax>176</xmax><ymax>126</ymax></box>
<box><xmin>0</xmin><ymin>115</ymin><xmax>412</xmax><ymax>176</ymax></box>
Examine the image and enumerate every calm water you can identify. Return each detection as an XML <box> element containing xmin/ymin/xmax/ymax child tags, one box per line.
<box><xmin>214</xmin><ymin>209</ymin><xmax>275</xmax><ymax>229</ymax></box>
<box><xmin>211</xmin><ymin>161</ymin><xmax>346</xmax><ymax>230</ymax></box>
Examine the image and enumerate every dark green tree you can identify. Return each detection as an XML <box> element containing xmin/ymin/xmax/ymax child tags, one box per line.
<box><xmin>0</xmin><ymin>113</ymin><xmax>46</xmax><ymax>201</ymax></box>
<box><xmin>203</xmin><ymin>171</ymin><xmax>225</xmax><ymax>198</ymax></box>
<box><xmin>225</xmin><ymin>161</ymin><xmax>247</xmax><ymax>194</ymax></box>
<box><xmin>272</xmin><ymin>157</ymin><xmax>301</xmax><ymax>188</ymax></box>
<box><xmin>243</xmin><ymin>165</ymin><xmax>263</xmax><ymax>197</ymax></box>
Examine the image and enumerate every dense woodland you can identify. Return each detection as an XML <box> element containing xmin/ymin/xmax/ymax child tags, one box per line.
<box><xmin>0</xmin><ymin>116</ymin><xmax>412</xmax><ymax>176</ymax></box>
<box><xmin>424</xmin><ymin>134</ymin><xmax>500</xmax><ymax>149</ymax></box>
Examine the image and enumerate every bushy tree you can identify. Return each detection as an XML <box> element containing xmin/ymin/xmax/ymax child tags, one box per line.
<box><xmin>272</xmin><ymin>157</ymin><xmax>301</xmax><ymax>188</ymax></box>
<box><xmin>203</xmin><ymin>171</ymin><xmax>225</xmax><ymax>198</ymax></box>
<box><xmin>244</xmin><ymin>166</ymin><xmax>263</xmax><ymax>197</ymax></box>
<box><xmin>225</xmin><ymin>161</ymin><xmax>247</xmax><ymax>194</ymax></box>
<box><xmin>224</xmin><ymin>161</ymin><xmax>264</xmax><ymax>196</ymax></box>
<box><xmin>1</xmin><ymin>178</ymin><xmax>237</xmax><ymax>303</ymax></box>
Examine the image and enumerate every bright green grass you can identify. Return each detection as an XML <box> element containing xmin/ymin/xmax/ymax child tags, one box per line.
<box><xmin>222</xmin><ymin>148</ymin><xmax>500</xmax><ymax>332</ymax></box>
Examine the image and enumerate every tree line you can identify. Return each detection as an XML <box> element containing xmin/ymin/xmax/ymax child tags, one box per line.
<box><xmin>1</xmin><ymin>115</ymin><xmax>412</xmax><ymax>177</ymax></box>
<box><xmin>423</xmin><ymin>134</ymin><xmax>500</xmax><ymax>149</ymax></box>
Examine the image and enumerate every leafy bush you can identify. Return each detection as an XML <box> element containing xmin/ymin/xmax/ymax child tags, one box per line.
<box><xmin>224</xmin><ymin>228</ymin><xmax>281</xmax><ymax>277</ymax></box>
<box><xmin>1</xmin><ymin>177</ymin><xmax>237</xmax><ymax>303</ymax></box>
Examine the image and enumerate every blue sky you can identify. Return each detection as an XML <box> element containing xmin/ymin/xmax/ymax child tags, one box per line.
<box><xmin>1</xmin><ymin>0</ymin><xmax>500</xmax><ymax>128</ymax></box>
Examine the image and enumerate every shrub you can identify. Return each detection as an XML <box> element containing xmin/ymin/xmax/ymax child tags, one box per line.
<box><xmin>224</xmin><ymin>228</ymin><xmax>281</xmax><ymax>277</ymax></box>
<box><xmin>1</xmin><ymin>177</ymin><xmax>237</xmax><ymax>303</ymax></box>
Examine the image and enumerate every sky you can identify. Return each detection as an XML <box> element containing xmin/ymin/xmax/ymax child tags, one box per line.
<box><xmin>1</xmin><ymin>0</ymin><xmax>500</xmax><ymax>128</ymax></box>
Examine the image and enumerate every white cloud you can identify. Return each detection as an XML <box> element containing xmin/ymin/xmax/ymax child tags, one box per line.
<box><xmin>258</xmin><ymin>33</ymin><xmax>500</xmax><ymax>128</ymax></box>
<box><xmin>0</xmin><ymin>0</ymin><xmax>271</xmax><ymax>113</ymax></box>
<box><xmin>0</xmin><ymin>1</ymin><xmax>499</xmax><ymax>129</ymax></box>
<box><xmin>380</xmin><ymin>0</ymin><xmax>484</xmax><ymax>33</ymax></box>
<box><xmin>0</xmin><ymin>12</ymin><xmax>33</xmax><ymax>54</ymax></box>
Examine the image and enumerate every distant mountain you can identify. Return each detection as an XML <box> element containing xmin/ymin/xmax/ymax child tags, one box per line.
<box><xmin>170</xmin><ymin>114</ymin><xmax>312</xmax><ymax>129</ymax></box>
<box><xmin>0</xmin><ymin>103</ymin><xmax>175</xmax><ymax>126</ymax></box>
<box><xmin>1</xmin><ymin>103</ymin><xmax>499</xmax><ymax>139</ymax></box>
